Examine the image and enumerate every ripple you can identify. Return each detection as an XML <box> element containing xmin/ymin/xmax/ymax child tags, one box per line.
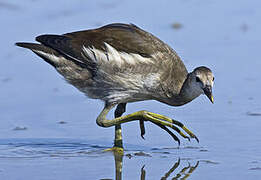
<box><xmin>0</xmin><ymin>138</ymin><xmax>111</xmax><ymax>159</ymax></box>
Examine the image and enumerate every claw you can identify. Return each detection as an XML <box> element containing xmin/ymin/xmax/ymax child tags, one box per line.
<box><xmin>151</xmin><ymin>122</ymin><xmax>180</xmax><ymax>145</ymax></box>
<box><xmin>171</xmin><ymin>119</ymin><xmax>199</xmax><ymax>142</ymax></box>
<box><xmin>170</xmin><ymin>125</ymin><xmax>191</xmax><ymax>141</ymax></box>
<box><xmin>139</xmin><ymin>120</ymin><xmax>145</xmax><ymax>139</ymax></box>
<box><xmin>194</xmin><ymin>136</ymin><xmax>199</xmax><ymax>143</ymax></box>
<box><xmin>145</xmin><ymin>112</ymin><xmax>196</xmax><ymax>143</ymax></box>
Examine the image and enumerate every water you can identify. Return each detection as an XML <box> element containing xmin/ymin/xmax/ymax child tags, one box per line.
<box><xmin>1</xmin><ymin>0</ymin><xmax>261</xmax><ymax>179</ymax></box>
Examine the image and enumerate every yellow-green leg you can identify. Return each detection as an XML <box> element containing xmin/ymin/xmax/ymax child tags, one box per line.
<box><xmin>104</xmin><ymin>103</ymin><xmax>126</xmax><ymax>153</ymax></box>
<box><xmin>98</xmin><ymin>103</ymin><xmax>198</xmax><ymax>148</ymax></box>
<box><xmin>114</xmin><ymin>125</ymin><xmax>123</xmax><ymax>148</ymax></box>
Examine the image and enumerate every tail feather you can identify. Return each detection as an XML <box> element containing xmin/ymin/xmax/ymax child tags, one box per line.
<box><xmin>15</xmin><ymin>42</ymin><xmax>60</xmax><ymax>67</ymax></box>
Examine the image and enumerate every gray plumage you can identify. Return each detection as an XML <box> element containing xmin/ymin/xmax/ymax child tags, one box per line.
<box><xmin>16</xmin><ymin>23</ymin><xmax>215</xmax><ymax>146</ymax></box>
<box><xmin>16</xmin><ymin>23</ymin><xmax>196</xmax><ymax>105</ymax></box>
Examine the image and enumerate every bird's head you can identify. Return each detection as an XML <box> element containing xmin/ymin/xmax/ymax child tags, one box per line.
<box><xmin>190</xmin><ymin>66</ymin><xmax>214</xmax><ymax>103</ymax></box>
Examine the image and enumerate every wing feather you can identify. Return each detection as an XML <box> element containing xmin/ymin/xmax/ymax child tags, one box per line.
<box><xmin>35</xmin><ymin>23</ymin><xmax>188</xmax><ymax>96</ymax></box>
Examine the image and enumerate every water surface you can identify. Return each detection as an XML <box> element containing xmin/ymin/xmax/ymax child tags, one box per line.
<box><xmin>1</xmin><ymin>0</ymin><xmax>261</xmax><ymax>179</ymax></box>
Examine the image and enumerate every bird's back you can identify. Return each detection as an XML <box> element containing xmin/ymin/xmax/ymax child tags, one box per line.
<box><xmin>16</xmin><ymin>23</ymin><xmax>188</xmax><ymax>104</ymax></box>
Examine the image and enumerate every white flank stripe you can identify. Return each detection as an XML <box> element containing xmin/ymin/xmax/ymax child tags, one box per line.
<box><xmin>82</xmin><ymin>46</ymin><xmax>96</xmax><ymax>61</ymax></box>
<box><xmin>82</xmin><ymin>42</ymin><xmax>153</xmax><ymax>66</ymax></box>
<box><xmin>104</xmin><ymin>43</ymin><xmax>122</xmax><ymax>64</ymax></box>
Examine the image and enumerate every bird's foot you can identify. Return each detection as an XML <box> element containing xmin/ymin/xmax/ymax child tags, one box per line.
<box><xmin>138</xmin><ymin>111</ymin><xmax>199</xmax><ymax>144</ymax></box>
<box><xmin>103</xmin><ymin>146</ymin><xmax>124</xmax><ymax>154</ymax></box>
<box><xmin>97</xmin><ymin>104</ymin><xmax>198</xmax><ymax>145</ymax></box>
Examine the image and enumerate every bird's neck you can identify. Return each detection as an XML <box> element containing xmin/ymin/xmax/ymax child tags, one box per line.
<box><xmin>162</xmin><ymin>74</ymin><xmax>201</xmax><ymax>106</ymax></box>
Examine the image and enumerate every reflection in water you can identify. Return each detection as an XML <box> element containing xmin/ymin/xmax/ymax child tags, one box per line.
<box><xmin>0</xmin><ymin>140</ymin><xmax>199</xmax><ymax>179</ymax></box>
<box><xmin>114</xmin><ymin>152</ymin><xmax>123</xmax><ymax>180</ymax></box>
<box><xmin>165</xmin><ymin>160</ymin><xmax>199</xmax><ymax>180</ymax></box>
<box><xmin>141</xmin><ymin>165</ymin><xmax>146</xmax><ymax>180</ymax></box>
<box><xmin>111</xmin><ymin>152</ymin><xmax>199</xmax><ymax>180</ymax></box>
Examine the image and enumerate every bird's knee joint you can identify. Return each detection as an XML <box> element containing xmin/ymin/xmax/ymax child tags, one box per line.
<box><xmin>138</xmin><ymin>110</ymin><xmax>148</xmax><ymax>114</ymax></box>
<box><xmin>96</xmin><ymin>121</ymin><xmax>105</xmax><ymax>127</ymax></box>
<box><xmin>96</xmin><ymin>118</ymin><xmax>106</xmax><ymax>127</ymax></box>
<box><xmin>136</xmin><ymin>110</ymin><xmax>150</xmax><ymax>121</ymax></box>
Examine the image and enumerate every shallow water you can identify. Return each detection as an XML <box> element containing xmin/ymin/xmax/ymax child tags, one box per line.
<box><xmin>0</xmin><ymin>138</ymin><xmax>211</xmax><ymax>179</ymax></box>
<box><xmin>1</xmin><ymin>0</ymin><xmax>261</xmax><ymax>179</ymax></box>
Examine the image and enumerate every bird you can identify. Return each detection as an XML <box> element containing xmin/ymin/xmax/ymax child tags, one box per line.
<box><xmin>16</xmin><ymin>23</ymin><xmax>214</xmax><ymax>152</ymax></box>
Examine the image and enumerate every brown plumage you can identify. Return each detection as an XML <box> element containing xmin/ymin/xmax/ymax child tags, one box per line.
<box><xmin>17</xmin><ymin>23</ymin><xmax>189</xmax><ymax>104</ymax></box>
<box><xmin>16</xmin><ymin>23</ymin><xmax>214</xmax><ymax>149</ymax></box>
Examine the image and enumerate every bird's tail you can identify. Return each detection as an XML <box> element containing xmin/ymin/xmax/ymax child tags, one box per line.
<box><xmin>15</xmin><ymin>42</ymin><xmax>60</xmax><ymax>67</ymax></box>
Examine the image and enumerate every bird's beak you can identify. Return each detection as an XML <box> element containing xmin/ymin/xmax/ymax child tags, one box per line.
<box><xmin>203</xmin><ymin>85</ymin><xmax>214</xmax><ymax>103</ymax></box>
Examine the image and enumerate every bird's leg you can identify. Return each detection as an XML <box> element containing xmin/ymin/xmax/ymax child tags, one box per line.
<box><xmin>104</xmin><ymin>103</ymin><xmax>126</xmax><ymax>153</ymax></box>
<box><xmin>97</xmin><ymin>103</ymin><xmax>198</xmax><ymax>145</ymax></box>
<box><xmin>113</xmin><ymin>103</ymin><xmax>126</xmax><ymax>149</ymax></box>
<box><xmin>116</xmin><ymin>104</ymin><xmax>148</xmax><ymax>141</ymax></box>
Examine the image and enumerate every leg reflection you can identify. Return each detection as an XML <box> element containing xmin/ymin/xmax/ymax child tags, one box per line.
<box><xmin>171</xmin><ymin>161</ymin><xmax>199</xmax><ymax>180</ymax></box>
<box><xmin>138</xmin><ymin>158</ymin><xmax>199</xmax><ymax>180</ymax></box>
<box><xmin>111</xmin><ymin>152</ymin><xmax>199</xmax><ymax>180</ymax></box>
<box><xmin>140</xmin><ymin>165</ymin><xmax>146</xmax><ymax>180</ymax></box>
<box><xmin>161</xmin><ymin>158</ymin><xmax>181</xmax><ymax>179</ymax></box>
<box><xmin>113</xmin><ymin>151</ymin><xmax>123</xmax><ymax>180</ymax></box>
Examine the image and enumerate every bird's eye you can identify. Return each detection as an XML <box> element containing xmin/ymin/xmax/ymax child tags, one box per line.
<box><xmin>213</xmin><ymin>77</ymin><xmax>215</xmax><ymax>81</ymax></box>
<box><xmin>196</xmin><ymin>77</ymin><xmax>201</xmax><ymax>82</ymax></box>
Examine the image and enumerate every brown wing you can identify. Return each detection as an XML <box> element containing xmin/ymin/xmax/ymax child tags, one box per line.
<box><xmin>35</xmin><ymin>23</ymin><xmax>177</xmax><ymax>66</ymax></box>
<box><xmin>35</xmin><ymin>23</ymin><xmax>188</xmax><ymax>96</ymax></box>
<box><xmin>63</xmin><ymin>23</ymin><xmax>164</xmax><ymax>57</ymax></box>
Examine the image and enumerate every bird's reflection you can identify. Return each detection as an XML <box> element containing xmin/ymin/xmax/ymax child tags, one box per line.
<box><xmin>107</xmin><ymin>151</ymin><xmax>199</xmax><ymax>180</ymax></box>
<box><xmin>113</xmin><ymin>151</ymin><xmax>123</xmax><ymax>180</ymax></box>
<box><xmin>161</xmin><ymin>159</ymin><xmax>199</xmax><ymax>180</ymax></box>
